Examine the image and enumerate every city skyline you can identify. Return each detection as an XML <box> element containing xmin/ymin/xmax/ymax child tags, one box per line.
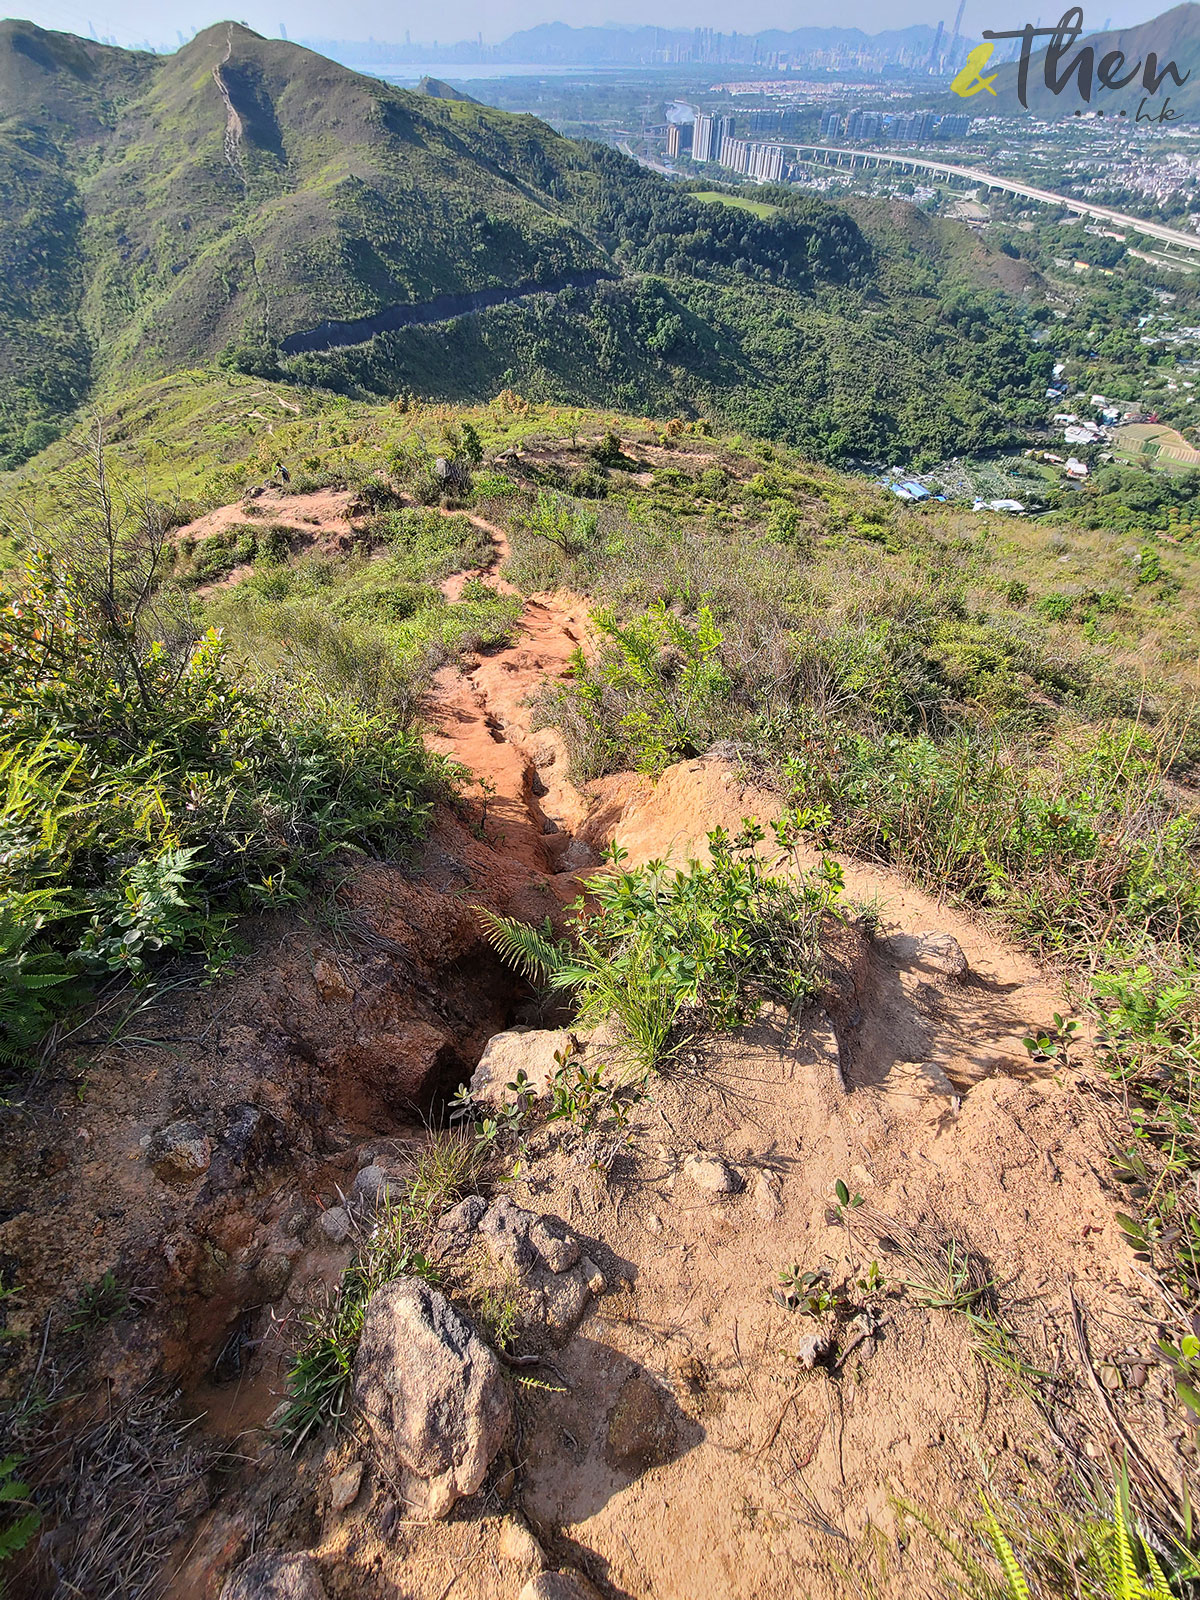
<box><xmin>2</xmin><ymin>0</ymin><xmax>1177</xmax><ymax>57</ymax></box>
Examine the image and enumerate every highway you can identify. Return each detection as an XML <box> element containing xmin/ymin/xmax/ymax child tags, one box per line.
<box><xmin>794</xmin><ymin>145</ymin><xmax>1200</xmax><ymax>253</ymax></box>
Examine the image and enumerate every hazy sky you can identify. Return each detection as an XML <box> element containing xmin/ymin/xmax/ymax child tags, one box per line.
<box><xmin>4</xmin><ymin>0</ymin><xmax>1175</xmax><ymax>52</ymax></box>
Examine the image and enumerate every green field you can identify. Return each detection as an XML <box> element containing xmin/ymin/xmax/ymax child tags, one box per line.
<box><xmin>691</xmin><ymin>189</ymin><xmax>782</xmax><ymax>219</ymax></box>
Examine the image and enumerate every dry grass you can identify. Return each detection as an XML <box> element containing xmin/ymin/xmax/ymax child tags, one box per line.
<box><xmin>36</xmin><ymin>1386</ymin><xmax>210</xmax><ymax>1600</ymax></box>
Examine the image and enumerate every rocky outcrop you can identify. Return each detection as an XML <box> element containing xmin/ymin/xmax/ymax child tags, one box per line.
<box><xmin>443</xmin><ymin>1194</ymin><xmax>605</xmax><ymax>1337</ymax></box>
<box><xmin>220</xmin><ymin>1551</ymin><xmax>327</xmax><ymax>1600</ymax></box>
<box><xmin>353</xmin><ymin>1278</ymin><xmax>512</xmax><ymax>1519</ymax></box>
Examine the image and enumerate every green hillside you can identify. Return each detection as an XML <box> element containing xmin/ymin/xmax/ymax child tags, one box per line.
<box><xmin>0</xmin><ymin>20</ymin><xmax>1052</xmax><ymax>469</ymax></box>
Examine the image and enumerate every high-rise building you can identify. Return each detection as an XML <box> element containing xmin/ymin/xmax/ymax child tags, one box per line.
<box><xmin>693</xmin><ymin>113</ymin><xmax>715</xmax><ymax>162</ymax></box>
<box><xmin>819</xmin><ymin>110</ymin><xmax>842</xmax><ymax>138</ymax></box>
<box><xmin>747</xmin><ymin>143</ymin><xmax>784</xmax><ymax>182</ymax></box>
<box><xmin>892</xmin><ymin>110</ymin><xmax>935</xmax><ymax>141</ymax></box>
<box><xmin>667</xmin><ymin>123</ymin><xmax>682</xmax><ymax>159</ymax></box>
<box><xmin>714</xmin><ymin>114</ymin><xmax>736</xmax><ymax>162</ymax></box>
<box><xmin>935</xmin><ymin>113</ymin><xmax>971</xmax><ymax>139</ymax></box>
<box><xmin>723</xmin><ymin>138</ymin><xmax>750</xmax><ymax>175</ymax></box>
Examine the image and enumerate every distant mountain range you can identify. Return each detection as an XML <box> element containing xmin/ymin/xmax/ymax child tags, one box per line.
<box><xmin>305</xmin><ymin>22</ymin><xmax>950</xmax><ymax>70</ymax></box>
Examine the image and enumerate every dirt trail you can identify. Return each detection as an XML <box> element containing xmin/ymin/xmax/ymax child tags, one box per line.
<box><xmin>34</xmin><ymin>488</ymin><xmax>1174</xmax><ymax>1600</ymax></box>
<box><xmin>426</xmin><ymin>515</ymin><xmax>593</xmax><ymax>877</ymax></box>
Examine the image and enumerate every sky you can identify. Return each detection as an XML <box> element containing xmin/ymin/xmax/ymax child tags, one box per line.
<box><xmin>3</xmin><ymin>0</ymin><xmax>1178</xmax><ymax>53</ymax></box>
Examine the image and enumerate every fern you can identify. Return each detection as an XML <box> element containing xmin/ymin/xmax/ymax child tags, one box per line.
<box><xmin>0</xmin><ymin>892</ymin><xmax>73</xmax><ymax>1063</ymax></box>
<box><xmin>1141</xmin><ymin>1541</ymin><xmax>1175</xmax><ymax>1600</ymax></box>
<box><xmin>0</xmin><ymin>1453</ymin><xmax>40</xmax><ymax>1594</ymax></box>
<box><xmin>475</xmin><ymin>908</ymin><xmax>572</xmax><ymax>985</ymax></box>
<box><xmin>1113</xmin><ymin>1466</ymin><xmax>1146</xmax><ymax>1600</ymax></box>
<box><xmin>981</xmin><ymin>1496</ymin><xmax>1032</xmax><ymax>1600</ymax></box>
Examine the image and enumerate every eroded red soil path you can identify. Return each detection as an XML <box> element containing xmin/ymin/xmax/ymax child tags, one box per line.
<box><xmin>426</xmin><ymin>516</ymin><xmax>594</xmax><ymax>878</ymax></box>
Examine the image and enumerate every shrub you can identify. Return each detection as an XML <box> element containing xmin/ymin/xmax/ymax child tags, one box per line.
<box><xmin>1036</xmin><ymin>592</ymin><xmax>1074</xmax><ymax>621</ymax></box>
<box><xmin>483</xmin><ymin>817</ymin><xmax>843</xmax><ymax>1068</ymax></box>
<box><xmin>543</xmin><ymin>600</ymin><xmax>730</xmax><ymax>778</ymax></box>
<box><xmin>0</xmin><ymin>483</ymin><xmax>451</xmax><ymax>1064</ymax></box>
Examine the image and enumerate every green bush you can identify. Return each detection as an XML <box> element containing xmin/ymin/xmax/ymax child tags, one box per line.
<box><xmin>0</xmin><ymin>544</ymin><xmax>452</xmax><ymax>1063</ymax></box>
<box><xmin>1035</xmin><ymin>592</ymin><xmax>1074</xmax><ymax>622</ymax></box>
<box><xmin>483</xmin><ymin>817</ymin><xmax>843</xmax><ymax>1068</ymax></box>
<box><xmin>542</xmin><ymin>600</ymin><xmax>730</xmax><ymax>777</ymax></box>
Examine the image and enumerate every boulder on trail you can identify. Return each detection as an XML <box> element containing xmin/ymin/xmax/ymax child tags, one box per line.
<box><xmin>438</xmin><ymin>1195</ymin><xmax>601</xmax><ymax>1337</ymax></box>
<box><xmin>884</xmin><ymin>930</ymin><xmax>970</xmax><ymax>981</ymax></box>
<box><xmin>353</xmin><ymin>1277</ymin><xmax>512</xmax><ymax>1519</ymax></box>
<box><xmin>469</xmin><ymin>1028</ymin><xmax>573</xmax><ymax>1107</ymax></box>
<box><xmin>915</xmin><ymin>932</ymin><xmax>970</xmax><ymax>980</ymax></box>
<box><xmin>220</xmin><ymin>1552</ymin><xmax>327</xmax><ymax>1600</ymax></box>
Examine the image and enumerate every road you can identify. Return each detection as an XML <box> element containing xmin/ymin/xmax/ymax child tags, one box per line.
<box><xmin>794</xmin><ymin>145</ymin><xmax>1200</xmax><ymax>253</ymax></box>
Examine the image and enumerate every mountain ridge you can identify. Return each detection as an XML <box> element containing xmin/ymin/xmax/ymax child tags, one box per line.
<box><xmin>0</xmin><ymin>20</ymin><xmax>1050</xmax><ymax>470</ymax></box>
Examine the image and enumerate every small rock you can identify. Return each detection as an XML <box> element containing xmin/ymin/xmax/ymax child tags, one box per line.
<box><xmin>280</xmin><ymin>1204</ymin><xmax>312</xmax><ymax>1239</ymax></box>
<box><xmin>559</xmin><ymin>837</ymin><xmax>596</xmax><ymax>871</ymax></box>
<box><xmin>683</xmin><ymin>1153</ymin><xmax>743</xmax><ymax>1195</ymax></box>
<box><xmin>1128</xmin><ymin>1364</ymin><xmax>1149</xmax><ymax>1390</ymax></box>
<box><xmin>1099</xmin><ymin>1362</ymin><xmax>1124</xmax><ymax>1392</ymax></box>
<box><xmin>917</xmin><ymin>1060</ymin><xmax>959</xmax><ymax>1099</ymax></box>
<box><xmin>519</xmin><ymin>1575</ymin><xmax>602</xmax><ymax>1600</ymax></box>
<box><xmin>433</xmin><ymin>1193</ymin><xmax>488</xmax><ymax>1261</ymax></box>
<box><xmin>645</xmin><ymin>1213</ymin><xmax>663</xmax><ymax>1236</ymax></box>
<box><xmin>146</xmin><ymin>1120</ymin><xmax>212</xmax><ymax>1183</ymax></box>
<box><xmin>317</xmin><ymin>1206</ymin><xmax>352</xmax><ymax>1245</ymax></box>
<box><xmin>220</xmin><ymin>1551</ymin><xmax>327</xmax><ymax>1600</ymax></box>
<box><xmin>469</xmin><ymin>1029</ymin><xmax>574</xmax><ymax>1108</ymax></box>
<box><xmin>255</xmin><ymin>1252</ymin><xmax>295</xmax><ymax>1300</ymax></box>
<box><xmin>430</xmin><ymin>1194</ymin><xmax>488</xmax><ymax>1263</ymax></box>
<box><xmin>605</xmin><ymin>1373</ymin><xmax>677</xmax><ymax>1471</ymax></box>
<box><xmin>530</xmin><ymin>1215</ymin><xmax>582</xmax><ymax>1274</ymax></box>
<box><xmin>796</xmin><ymin>1333</ymin><xmax>833</xmax><ymax>1371</ymax></box>
<box><xmin>498</xmin><ymin>1519</ymin><xmax>544</xmax><ymax>1568</ymax></box>
<box><xmin>916</xmin><ymin>932</ymin><xmax>969</xmax><ymax>981</ymax></box>
<box><xmin>440</xmin><ymin>1194</ymin><xmax>488</xmax><ymax>1234</ymax></box>
<box><xmin>530</xmin><ymin>773</ymin><xmax>549</xmax><ymax>798</ymax></box>
<box><xmin>352</xmin><ymin>1165</ymin><xmax>393</xmax><ymax>1213</ymax></box>
<box><xmin>328</xmin><ymin>1461</ymin><xmax>363</xmax><ymax>1515</ymax></box>
<box><xmin>542</xmin><ymin>819</ymin><xmax>560</xmax><ymax>834</ymax></box>
<box><xmin>353</xmin><ymin>1277</ymin><xmax>513</xmax><ymax>1520</ymax></box>
<box><xmin>580</xmin><ymin>1255</ymin><xmax>607</xmax><ymax>1296</ymax></box>
<box><xmin>541</xmin><ymin>1266</ymin><xmax>591</xmax><ymax>1334</ymax></box>
<box><xmin>752</xmin><ymin>1170</ymin><xmax>781</xmax><ymax>1220</ymax></box>
<box><xmin>477</xmin><ymin>1195</ymin><xmax>539</xmax><ymax>1276</ymax></box>
<box><xmin>312</xmin><ymin>957</ymin><xmax>354</xmax><ymax>1004</ymax></box>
